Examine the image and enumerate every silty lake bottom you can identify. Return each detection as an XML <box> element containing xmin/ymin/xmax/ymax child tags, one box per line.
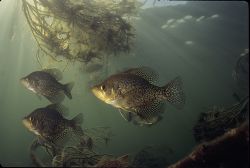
<box><xmin>0</xmin><ymin>0</ymin><xmax>249</xmax><ymax>167</ymax></box>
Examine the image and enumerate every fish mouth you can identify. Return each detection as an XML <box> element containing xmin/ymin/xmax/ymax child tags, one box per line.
<box><xmin>22</xmin><ymin>118</ymin><xmax>40</xmax><ymax>135</ymax></box>
<box><xmin>20</xmin><ymin>78</ymin><xmax>36</xmax><ymax>93</ymax></box>
<box><xmin>91</xmin><ymin>86</ymin><xmax>117</xmax><ymax>106</ymax></box>
<box><xmin>91</xmin><ymin>86</ymin><xmax>108</xmax><ymax>102</ymax></box>
<box><xmin>20</xmin><ymin>78</ymin><xmax>28</xmax><ymax>87</ymax></box>
<box><xmin>22</xmin><ymin>118</ymin><xmax>32</xmax><ymax>129</ymax></box>
<box><xmin>91</xmin><ymin>86</ymin><xmax>102</xmax><ymax>99</ymax></box>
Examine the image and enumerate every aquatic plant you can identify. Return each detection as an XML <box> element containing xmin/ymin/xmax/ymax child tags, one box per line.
<box><xmin>193</xmin><ymin>96</ymin><xmax>249</xmax><ymax>142</ymax></box>
<box><xmin>30</xmin><ymin>137</ymin><xmax>106</xmax><ymax>167</ymax></box>
<box><xmin>52</xmin><ymin>146</ymin><xmax>104</xmax><ymax>167</ymax></box>
<box><xmin>29</xmin><ymin>126</ymin><xmax>113</xmax><ymax>167</ymax></box>
<box><xmin>22</xmin><ymin>0</ymin><xmax>138</xmax><ymax>65</ymax></box>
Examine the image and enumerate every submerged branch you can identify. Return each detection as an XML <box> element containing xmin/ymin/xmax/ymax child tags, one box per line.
<box><xmin>169</xmin><ymin>122</ymin><xmax>249</xmax><ymax>168</ymax></box>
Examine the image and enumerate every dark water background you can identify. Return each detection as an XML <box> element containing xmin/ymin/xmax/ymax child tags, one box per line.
<box><xmin>0</xmin><ymin>1</ymin><xmax>248</xmax><ymax>167</ymax></box>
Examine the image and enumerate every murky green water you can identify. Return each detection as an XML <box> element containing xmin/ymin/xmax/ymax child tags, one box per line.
<box><xmin>0</xmin><ymin>0</ymin><xmax>248</xmax><ymax>167</ymax></box>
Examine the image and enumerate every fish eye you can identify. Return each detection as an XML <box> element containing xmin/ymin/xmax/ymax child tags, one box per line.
<box><xmin>101</xmin><ymin>85</ymin><xmax>106</xmax><ymax>90</ymax></box>
<box><xmin>29</xmin><ymin>117</ymin><xmax>34</xmax><ymax>122</ymax></box>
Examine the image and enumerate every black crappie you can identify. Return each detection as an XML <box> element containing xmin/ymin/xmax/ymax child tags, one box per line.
<box><xmin>91</xmin><ymin>67</ymin><xmax>185</xmax><ymax>126</ymax></box>
<box><xmin>22</xmin><ymin>104</ymin><xmax>83</xmax><ymax>143</ymax></box>
<box><xmin>20</xmin><ymin>68</ymin><xmax>74</xmax><ymax>103</ymax></box>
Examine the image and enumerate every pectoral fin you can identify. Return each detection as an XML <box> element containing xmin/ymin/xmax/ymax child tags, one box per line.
<box><xmin>119</xmin><ymin>109</ymin><xmax>132</xmax><ymax>122</ymax></box>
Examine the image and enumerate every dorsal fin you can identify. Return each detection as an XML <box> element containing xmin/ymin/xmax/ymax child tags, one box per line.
<box><xmin>42</xmin><ymin>68</ymin><xmax>63</xmax><ymax>81</ymax></box>
<box><xmin>122</xmin><ymin>66</ymin><xmax>158</xmax><ymax>84</ymax></box>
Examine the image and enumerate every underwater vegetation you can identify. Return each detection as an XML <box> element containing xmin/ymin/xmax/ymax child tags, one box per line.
<box><xmin>30</xmin><ymin>138</ymin><xmax>106</xmax><ymax>167</ymax></box>
<box><xmin>10</xmin><ymin>0</ymin><xmax>248</xmax><ymax>167</ymax></box>
<box><xmin>51</xmin><ymin>146</ymin><xmax>108</xmax><ymax>167</ymax></box>
<box><xmin>29</xmin><ymin>131</ymin><xmax>129</xmax><ymax>167</ymax></box>
<box><xmin>193</xmin><ymin>48</ymin><xmax>249</xmax><ymax>143</ymax></box>
<box><xmin>22</xmin><ymin>0</ymin><xmax>139</xmax><ymax>66</ymax></box>
<box><xmin>193</xmin><ymin>96</ymin><xmax>249</xmax><ymax>142</ymax></box>
<box><xmin>183</xmin><ymin>48</ymin><xmax>249</xmax><ymax>168</ymax></box>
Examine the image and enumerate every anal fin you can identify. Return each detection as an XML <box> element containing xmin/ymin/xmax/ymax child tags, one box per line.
<box><xmin>134</xmin><ymin>101</ymin><xmax>165</xmax><ymax>125</ymax></box>
<box><xmin>52</xmin><ymin>128</ymin><xmax>81</xmax><ymax>147</ymax></box>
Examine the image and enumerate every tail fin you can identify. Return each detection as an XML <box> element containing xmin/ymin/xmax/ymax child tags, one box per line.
<box><xmin>162</xmin><ymin>76</ymin><xmax>185</xmax><ymax>109</ymax></box>
<box><xmin>64</xmin><ymin>82</ymin><xmax>74</xmax><ymax>99</ymax></box>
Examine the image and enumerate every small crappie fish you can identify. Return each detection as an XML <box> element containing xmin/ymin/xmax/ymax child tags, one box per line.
<box><xmin>22</xmin><ymin>104</ymin><xmax>83</xmax><ymax>143</ymax></box>
<box><xmin>91</xmin><ymin>67</ymin><xmax>185</xmax><ymax>126</ymax></box>
<box><xmin>20</xmin><ymin>68</ymin><xmax>74</xmax><ymax>103</ymax></box>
